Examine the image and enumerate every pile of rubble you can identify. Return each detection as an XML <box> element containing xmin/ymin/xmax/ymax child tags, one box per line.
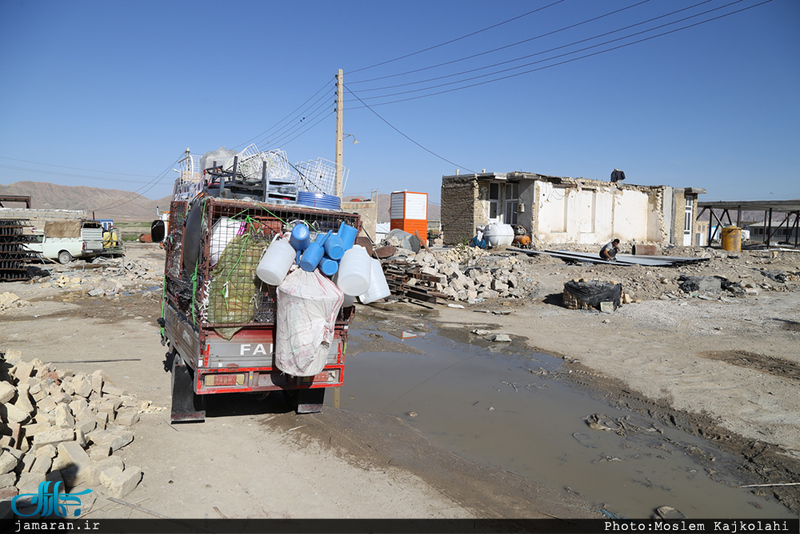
<box><xmin>383</xmin><ymin>246</ymin><xmax>536</xmax><ymax>303</ymax></box>
<box><xmin>29</xmin><ymin>258</ymin><xmax>161</xmax><ymax>298</ymax></box>
<box><xmin>0</xmin><ymin>349</ymin><xmax>159</xmax><ymax>514</ymax></box>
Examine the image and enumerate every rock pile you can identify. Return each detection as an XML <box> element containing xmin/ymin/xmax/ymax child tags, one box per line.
<box><xmin>385</xmin><ymin>246</ymin><xmax>536</xmax><ymax>303</ymax></box>
<box><xmin>0</xmin><ymin>349</ymin><xmax>156</xmax><ymax>514</ymax></box>
<box><xmin>0</xmin><ymin>293</ymin><xmax>29</xmax><ymax>315</ymax></box>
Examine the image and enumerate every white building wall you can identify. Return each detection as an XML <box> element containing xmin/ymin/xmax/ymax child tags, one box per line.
<box><xmin>534</xmin><ymin>181</ymin><xmax>662</xmax><ymax>245</ymax></box>
<box><xmin>613</xmin><ymin>189</ymin><xmax>654</xmax><ymax>242</ymax></box>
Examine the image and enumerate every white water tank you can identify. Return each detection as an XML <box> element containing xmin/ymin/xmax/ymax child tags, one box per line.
<box><xmin>483</xmin><ymin>224</ymin><xmax>514</xmax><ymax>247</ymax></box>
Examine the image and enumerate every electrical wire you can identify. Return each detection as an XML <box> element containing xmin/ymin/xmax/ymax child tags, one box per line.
<box><xmin>231</xmin><ymin>79</ymin><xmax>331</xmax><ymax>150</ymax></box>
<box><xmin>345</xmin><ymin>0</ymin><xmax>772</xmax><ymax>108</ymax></box>
<box><xmin>348</xmin><ymin>0</ymin><xmax>566</xmax><ymax>75</ymax></box>
<box><xmin>349</xmin><ymin>0</ymin><xmax>656</xmax><ymax>85</ymax></box>
<box><xmin>351</xmin><ymin>0</ymin><xmax>715</xmax><ymax>93</ymax></box>
<box><xmin>92</xmin><ymin>154</ymin><xmax>184</xmax><ymax>211</ymax></box>
<box><xmin>345</xmin><ymin>84</ymin><xmax>476</xmax><ymax>173</ymax></box>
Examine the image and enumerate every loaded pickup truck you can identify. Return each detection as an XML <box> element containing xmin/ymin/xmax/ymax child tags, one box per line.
<box><xmin>25</xmin><ymin>219</ymin><xmax>123</xmax><ymax>264</ymax></box>
<box><xmin>159</xmin><ymin>150</ymin><xmax>361</xmax><ymax>423</ymax></box>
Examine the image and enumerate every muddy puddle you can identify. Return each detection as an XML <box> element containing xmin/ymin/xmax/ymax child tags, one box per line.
<box><xmin>330</xmin><ymin>326</ymin><xmax>794</xmax><ymax>519</ymax></box>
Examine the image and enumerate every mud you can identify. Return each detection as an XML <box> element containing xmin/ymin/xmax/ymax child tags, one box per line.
<box><xmin>352</xmin><ymin>304</ymin><xmax>800</xmax><ymax>516</ymax></box>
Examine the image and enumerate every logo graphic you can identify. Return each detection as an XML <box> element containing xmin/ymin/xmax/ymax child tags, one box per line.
<box><xmin>11</xmin><ymin>481</ymin><xmax>92</xmax><ymax>517</ymax></box>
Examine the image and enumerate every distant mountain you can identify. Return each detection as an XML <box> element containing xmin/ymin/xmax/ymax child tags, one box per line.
<box><xmin>0</xmin><ymin>181</ymin><xmax>171</xmax><ymax>221</ymax></box>
<box><xmin>0</xmin><ymin>181</ymin><xmax>441</xmax><ymax>223</ymax></box>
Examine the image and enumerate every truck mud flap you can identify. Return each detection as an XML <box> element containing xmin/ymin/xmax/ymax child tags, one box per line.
<box><xmin>171</xmin><ymin>356</ymin><xmax>206</xmax><ymax>423</ymax></box>
<box><xmin>296</xmin><ymin>389</ymin><xmax>325</xmax><ymax>414</ymax></box>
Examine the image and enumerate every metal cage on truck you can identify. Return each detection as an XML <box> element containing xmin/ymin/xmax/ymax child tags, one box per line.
<box><xmin>160</xmin><ymin>196</ymin><xmax>360</xmax><ymax>422</ymax></box>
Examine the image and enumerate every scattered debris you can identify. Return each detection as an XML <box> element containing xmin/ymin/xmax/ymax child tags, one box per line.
<box><xmin>0</xmin><ymin>350</ymin><xmax>157</xmax><ymax>507</ymax></box>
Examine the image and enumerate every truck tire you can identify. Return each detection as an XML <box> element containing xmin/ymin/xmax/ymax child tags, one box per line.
<box><xmin>58</xmin><ymin>250</ymin><xmax>73</xmax><ymax>264</ymax></box>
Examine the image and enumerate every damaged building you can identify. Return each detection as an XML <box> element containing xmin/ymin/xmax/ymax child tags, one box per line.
<box><xmin>440</xmin><ymin>172</ymin><xmax>705</xmax><ymax>248</ymax></box>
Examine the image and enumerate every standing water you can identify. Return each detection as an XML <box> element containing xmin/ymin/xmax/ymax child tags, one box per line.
<box><xmin>331</xmin><ymin>326</ymin><xmax>793</xmax><ymax>519</ymax></box>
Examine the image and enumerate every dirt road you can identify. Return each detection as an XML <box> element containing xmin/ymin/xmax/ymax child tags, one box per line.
<box><xmin>1</xmin><ymin>242</ymin><xmax>798</xmax><ymax>518</ymax></box>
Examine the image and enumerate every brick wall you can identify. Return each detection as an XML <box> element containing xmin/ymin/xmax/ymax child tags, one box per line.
<box><xmin>441</xmin><ymin>177</ymin><xmax>479</xmax><ymax>245</ymax></box>
<box><xmin>341</xmin><ymin>200</ymin><xmax>377</xmax><ymax>240</ymax></box>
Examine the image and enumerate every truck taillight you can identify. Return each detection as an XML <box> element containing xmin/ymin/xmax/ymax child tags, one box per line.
<box><xmin>303</xmin><ymin>369</ymin><xmax>340</xmax><ymax>384</ymax></box>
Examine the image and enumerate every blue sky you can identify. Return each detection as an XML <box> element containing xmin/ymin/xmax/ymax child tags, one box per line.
<box><xmin>1</xmin><ymin>0</ymin><xmax>797</xmax><ymax>204</ymax></box>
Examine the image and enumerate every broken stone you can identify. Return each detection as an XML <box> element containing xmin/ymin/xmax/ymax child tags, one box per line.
<box><xmin>72</xmin><ymin>376</ymin><xmax>93</xmax><ymax>398</ymax></box>
<box><xmin>0</xmin><ymin>450</ymin><xmax>18</xmax><ymax>475</ymax></box>
<box><xmin>115</xmin><ymin>409</ymin><xmax>140</xmax><ymax>427</ymax></box>
<box><xmin>32</xmin><ymin>428</ymin><xmax>74</xmax><ymax>449</ymax></box>
<box><xmin>98</xmin><ymin>465</ymin><xmax>123</xmax><ymax>488</ymax></box>
<box><xmin>107</xmin><ymin>466</ymin><xmax>142</xmax><ymax>499</ymax></box>
<box><xmin>0</xmin><ymin>382</ymin><xmax>15</xmax><ymax>404</ymax></box>
<box><xmin>2</xmin><ymin>402</ymin><xmax>30</xmax><ymax>425</ymax></box>
<box><xmin>491</xmin><ymin>334</ymin><xmax>512</xmax><ymax>342</ymax></box>
<box><xmin>88</xmin><ymin>428</ymin><xmax>133</xmax><ymax>452</ymax></box>
<box><xmin>13</xmin><ymin>361</ymin><xmax>34</xmax><ymax>382</ymax></box>
<box><xmin>36</xmin><ymin>396</ymin><xmax>58</xmax><ymax>414</ymax></box>
<box><xmin>57</xmin><ymin>441</ymin><xmax>92</xmax><ymax>486</ymax></box>
<box><xmin>0</xmin><ymin>472</ymin><xmax>16</xmax><ymax>489</ymax></box>
<box><xmin>16</xmin><ymin>472</ymin><xmax>46</xmax><ymax>494</ymax></box>
<box><xmin>54</xmin><ymin>404</ymin><xmax>76</xmax><ymax>428</ymax></box>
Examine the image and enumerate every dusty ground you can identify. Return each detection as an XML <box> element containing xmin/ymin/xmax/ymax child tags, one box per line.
<box><xmin>1</xmin><ymin>242</ymin><xmax>799</xmax><ymax>518</ymax></box>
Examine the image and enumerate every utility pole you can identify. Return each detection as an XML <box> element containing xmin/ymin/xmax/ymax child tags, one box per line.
<box><xmin>334</xmin><ymin>69</ymin><xmax>344</xmax><ymax>199</ymax></box>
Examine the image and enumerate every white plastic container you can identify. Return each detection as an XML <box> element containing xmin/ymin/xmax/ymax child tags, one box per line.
<box><xmin>336</xmin><ymin>245</ymin><xmax>372</xmax><ymax>296</ymax></box>
<box><xmin>256</xmin><ymin>238</ymin><xmax>296</xmax><ymax>286</ymax></box>
<box><xmin>210</xmin><ymin>217</ymin><xmax>244</xmax><ymax>266</ymax></box>
<box><xmin>359</xmin><ymin>259</ymin><xmax>391</xmax><ymax>304</ymax></box>
<box><xmin>483</xmin><ymin>223</ymin><xmax>514</xmax><ymax>247</ymax></box>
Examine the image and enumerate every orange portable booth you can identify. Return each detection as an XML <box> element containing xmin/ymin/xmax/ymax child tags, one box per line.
<box><xmin>390</xmin><ymin>191</ymin><xmax>428</xmax><ymax>245</ymax></box>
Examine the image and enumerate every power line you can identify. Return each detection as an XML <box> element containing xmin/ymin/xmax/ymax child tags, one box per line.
<box><xmin>348</xmin><ymin>0</ymin><xmax>566</xmax><ymax>74</ymax></box>
<box><xmin>344</xmin><ymin>0</ymin><xmax>771</xmax><ymax>108</ymax></box>
<box><xmin>0</xmin><ymin>156</ymin><xmax>162</xmax><ymax>180</ymax></box>
<box><xmin>232</xmin><ymin>79</ymin><xmax>331</xmax><ymax>150</ymax></box>
<box><xmin>93</xmin><ymin>154</ymin><xmax>184</xmax><ymax>211</ymax></box>
<box><xmin>344</xmin><ymin>84</ymin><xmax>476</xmax><ymax>174</ymax></box>
<box><xmin>349</xmin><ymin>0</ymin><xmax>656</xmax><ymax>85</ymax></box>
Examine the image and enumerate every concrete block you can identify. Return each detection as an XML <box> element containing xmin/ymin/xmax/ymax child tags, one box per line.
<box><xmin>51</xmin><ymin>391</ymin><xmax>72</xmax><ymax>405</ymax></box>
<box><xmin>37</xmin><ymin>396</ymin><xmax>58</xmax><ymax>414</ymax></box>
<box><xmin>13</xmin><ymin>361</ymin><xmax>34</xmax><ymax>381</ymax></box>
<box><xmin>13</xmin><ymin>384</ymin><xmax>34</xmax><ymax>417</ymax></box>
<box><xmin>95</xmin><ymin>411</ymin><xmax>109</xmax><ymax>430</ymax></box>
<box><xmin>30</xmin><ymin>454</ymin><xmax>52</xmax><ymax>475</ymax></box>
<box><xmin>90</xmin><ymin>371</ymin><xmax>104</xmax><ymax>395</ymax></box>
<box><xmin>34</xmin><ymin>444</ymin><xmax>57</xmax><ymax>461</ymax></box>
<box><xmin>57</xmin><ymin>441</ymin><xmax>92</xmax><ymax>486</ymax></box>
<box><xmin>107</xmin><ymin>467</ymin><xmax>142</xmax><ymax>499</ymax></box>
<box><xmin>102</xmin><ymin>383</ymin><xmax>126</xmax><ymax>397</ymax></box>
<box><xmin>69</xmin><ymin>398</ymin><xmax>89</xmax><ymax>415</ymax></box>
<box><xmin>75</xmin><ymin>418</ymin><xmax>96</xmax><ymax>437</ymax></box>
<box><xmin>0</xmin><ymin>472</ymin><xmax>16</xmax><ymax>489</ymax></box>
<box><xmin>115</xmin><ymin>408</ymin><xmax>140</xmax><ymax>427</ymax></box>
<box><xmin>1</xmin><ymin>402</ymin><xmax>30</xmax><ymax>425</ymax></box>
<box><xmin>88</xmin><ymin>428</ymin><xmax>133</xmax><ymax>452</ymax></box>
<box><xmin>0</xmin><ymin>382</ymin><xmax>15</xmax><ymax>404</ymax></box>
<box><xmin>16</xmin><ymin>471</ymin><xmax>45</xmax><ymax>494</ymax></box>
<box><xmin>4</xmin><ymin>349</ymin><xmax>22</xmax><ymax>365</ymax></box>
<box><xmin>120</xmin><ymin>395</ymin><xmax>138</xmax><ymax>408</ymax></box>
<box><xmin>98</xmin><ymin>465</ymin><xmax>123</xmax><ymax>488</ymax></box>
<box><xmin>55</xmin><ymin>404</ymin><xmax>76</xmax><ymax>428</ymax></box>
<box><xmin>87</xmin><ymin>445</ymin><xmax>111</xmax><ymax>460</ymax></box>
<box><xmin>72</xmin><ymin>376</ymin><xmax>93</xmax><ymax>398</ymax></box>
<box><xmin>0</xmin><ymin>450</ymin><xmax>18</xmax><ymax>475</ymax></box>
<box><xmin>75</xmin><ymin>427</ymin><xmax>88</xmax><ymax>448</ymax></box>
<box><xmin>28</xmin><ymin>381</ymin><xmax>47</xmax><ymax>403</ymax></box>
<box><xmin>32</xmin><ymin>428</ymin><xmax>74</xmax><ymax>449</ymax></box>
